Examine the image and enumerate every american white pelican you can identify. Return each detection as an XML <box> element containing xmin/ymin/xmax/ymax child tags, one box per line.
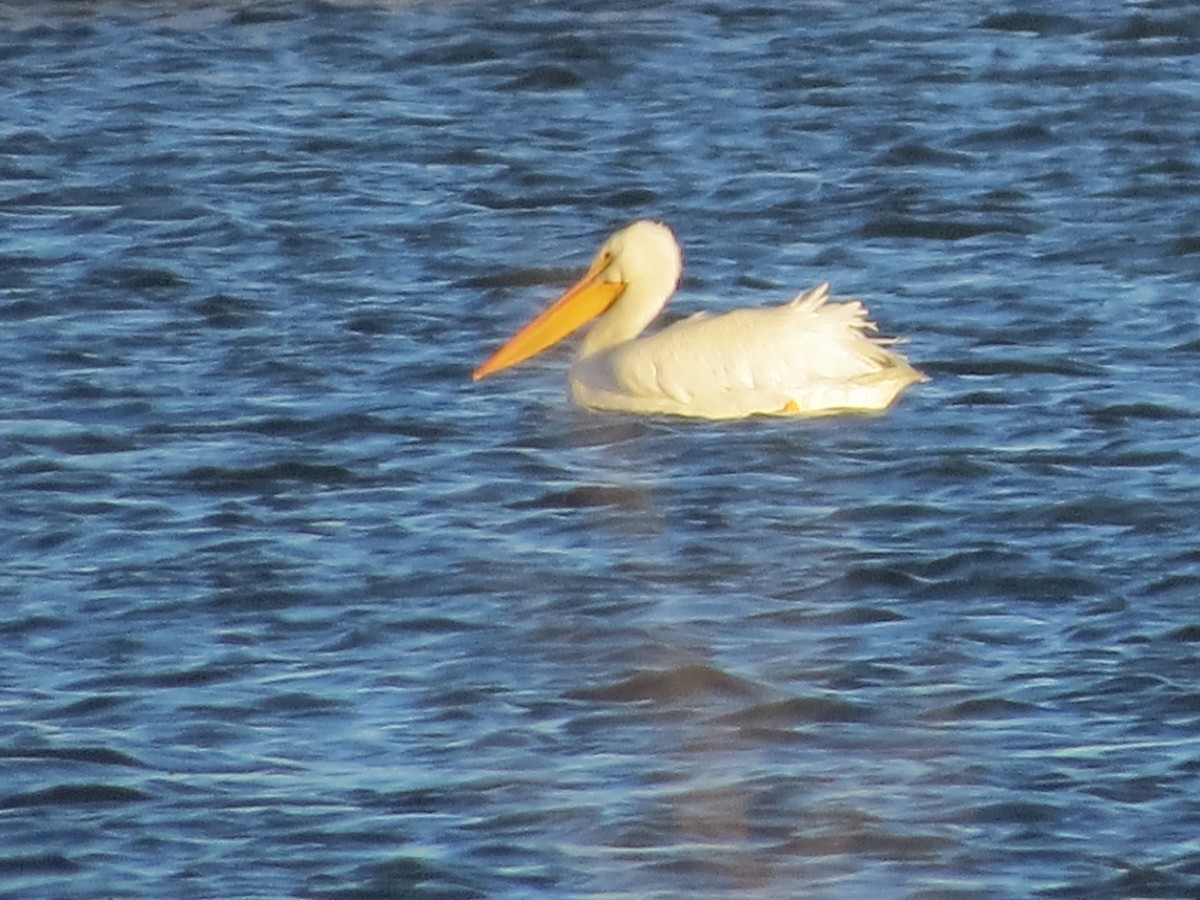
<box><xmin>472</xmin><ymin>221</ymin><xmax>925</xmax><ymax>419</ymax></box>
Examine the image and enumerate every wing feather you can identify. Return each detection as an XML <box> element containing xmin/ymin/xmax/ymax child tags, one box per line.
<box><xmin>571</xmin><ymin>285</ymin><xmax>924</xmax><ymax>418</ymax></box>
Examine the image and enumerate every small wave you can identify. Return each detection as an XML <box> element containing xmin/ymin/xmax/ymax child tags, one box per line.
<box><xmin>257</xmin><ymin>691</ymin><xmax>346</xmax><ymax>717</ymax></box>
<box><xmin>977</xmin><ymin>12</ymin><xmax>1090</xmax><ymax>37</ymax></box>
<box><xmin>1</xmin><ymin>783</ymin><xmax>148</xmax><ymax>809</ymax></box>
<box><xmin>956</xmin><ymin>800</ymin><xmax>1063</xmax><ymax>826</ymax></box>
<box><xmin>861</xmin><ymin>216</ymin><xmax>1033</xmax><ymax>241</ymax></box>
<box><xmin>190</xmin><ymin>293</ymin><xmax>267</xmax><ymax>328</ymax></box>
<box><xmin>715</xmin><ymin>695</ymin><xmax>873</xmax><ymax>727</ymax></box>
<box><xmin>181</xmin><ymin>460</ymin><xmax>357</xmax><ymax>493</ymax></box>
<box><xmin>1169</xmin><ymin>235</ymin><xmax>1200</xmax><ymax>257</ymax></box>
<box><xmin>0</xmin><ymin>854</ymin><xmax>80</xmax><ymax>876</ymax></box>
<box><xmin>501</xmin><ymin>65</ymin><xmax>585</xmax><ymax>92</ymax></box>
<box><xmin>931</xmin><ymin>356</ymin><xmax>1101</xmax><ymax>377</ymax></box>
<box><xmin>873</xmin><ymin>142</ymin><xmax>978</xmax><ymax>168</ymax></box>
<box><xmin>510</xmin><ymin>484</ymin><xmax>650</xmax><ymax>512</ymax></box>
<box><xmin>781</xmin><ymin>828</ymin><xmax>950</xmax><ymax>860</ymax></box>
<box><xmin>567</xmin><ymin>663</ymin><xmax>761</xmax><ymax>703</ymax></box>
<box><xmin>920</xmin><ymin>696</ymin><xmax>1041</xmax><ymax>722</ymax></box>
<box><xmin>1104</xmin><ymin>14</ymin><xmax>1200</xmax><ymax>44</ymax></box>
<box><xmin>1088</xmin><ymin>401</ymin><xmax>1196</xmax><ymax>423</ymax></box>
<box><xmin>0</xmin><ymin>746</ymin><xmax>146</xmax><ymax>768</ymax></box>
<box><xmin>86</xmin><ymin>263</ymin><xmax>188</xmax><ymax>292</ymax></box>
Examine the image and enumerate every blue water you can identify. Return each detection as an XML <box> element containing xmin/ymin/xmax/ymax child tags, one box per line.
<box><xmin>3</xmin><ymin>1</ymin><xmax>1200</xmax><ymax>897</ymax></box>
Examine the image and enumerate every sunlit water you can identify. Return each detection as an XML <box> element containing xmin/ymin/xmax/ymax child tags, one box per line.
<box><xmin>3</xmin><ymin>2</ymin><xmax>1200</xmax><ymax>898</ymax></box>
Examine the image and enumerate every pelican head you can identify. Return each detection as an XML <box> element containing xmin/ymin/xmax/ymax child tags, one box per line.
<box><xmin>472</xmin><ymin>220</ymin><xmax>683</xmax><ymax>381</ymax></box>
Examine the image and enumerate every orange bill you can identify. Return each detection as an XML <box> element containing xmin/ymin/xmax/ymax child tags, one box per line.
<box><xmin>472</xmin><ymin>254</ymin><xmax>625</xmax><ymax>381</ymax></box>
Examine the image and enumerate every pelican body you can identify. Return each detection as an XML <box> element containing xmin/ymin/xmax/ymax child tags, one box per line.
<box><xmin>472</xmin><ymin>221</ymin><xmax>924</xmax><ymax>420</ymax></box>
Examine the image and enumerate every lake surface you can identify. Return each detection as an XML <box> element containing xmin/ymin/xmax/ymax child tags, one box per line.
<box><xmin>3</xmin><ymin>1</ymin><xmax>1200</xmax><ymax>897</ymax></box>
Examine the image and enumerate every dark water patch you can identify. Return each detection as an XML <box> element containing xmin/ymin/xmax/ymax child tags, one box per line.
<box><xmin>257</xmin><ymin>691</ymin><xmax>346</xmax><ymax>717</ymax></box>
<box><xmin>1164</xmin><ymin>624</ymin><xmax>1200</xmax><ymax>643</ymax></box>
<box><xmin>861</xmin><ymin>216</ymin><xmax>1029</xmax><ymax>242</ymax></box>
<box><xmin>0</xmin><ymin>746</ymin><xmax>146</xmax><ymax>768</ymax></box>
<box><xmin>343</xmin><ymin>310</ymin><xmax>394</xmax><ymax>335</ymax></box>
<box><xmin>151</xmin><ymin>411</ymin><xmax>403</xmax><ymax>442</ymax></box>
<box><xmin>956</xmin><ymin>121</ymin><xmax>1059</xmax><ymax>149</ymax></box>
<box><xmin>0</xmin><ymin>127</ymin><xmax>58</xmax><ymax>156</ymax></box>
<box><xmin>509</xmin><ymin>484</ymin><xmax>651</xmax><ymax>513</ymax></box>
<box><xmin>957</xmin><ymin>800</ymin><xmax>1063</xmax><ymax>827</ymax></box>
<box><xmin>1104</xmin><ymin>448</ymin><xmax>1190</xmax><ymax>468</ymax></box>
<box><xmin>0</xmin><ymin>613</ymin><xmax>66</xmax><ymax>636</ymax></box>
<box><xmin>608</xmin><ymin>186</ymin><xmax>659</xmax><ymax>208</ymax></box>
<box><xmin>390</xmin><ymin>616</ymin><xmax>485</xmax><ymax>636</ymax></box>
<box><xmin>921</xmin><ymin>697</ymin><xmax>1041</xmax><ymax>722</ymax></box>
<box><xmin>85</xmin><ymin>263</ymin><xmax>189</xmax><ymax>292</ymax></box>
<box><xmin>229</xmin><ymin>5</ymin><xmax>304</xmax><ymax>26</ymax></box>
<box><xmin>567</xmin><ymin>664</ymin><xmax>761</xmax><ymax>703</ymax></box>
<box><xmin>14</xmin><ymin>427</ymin><xmax>137</xmax><ymax>456</ymax></box>
<box><xmin>0</xmin><ymin>854</ymin><xmax>81</xmax><ymax>876</ymax></box>
<box><xmin>922</xmin><ymin>569</ymin><xmax>1100</xmax><ymax>605</ymax></box>
<box><xmin>501</xmin><ymin>64</ymin><xmax>584</xmax><ymax>92</ymax></box>
<box><xmin>716</xmin><ymin>695</ymin><xmax>873</xmax><ymax>728</ymax></box>
<box><xmin>1173</xmin><ymin>336</ymin><xmax>1200</xmax><ymax>354</ymax></box>
<box><xmin>1</xmin><ymin>782</ymin><xmax>148</xmax><ymax>809</ymax></box>
<box><xmin>1165</xmin><ymin>692</ymin><xmax>1200</xmax><ymax>716</ymax></box>
<box><xmin>0</xmin><ymin>296</ymin><xmax>50</xmax><ymax>319</ymax></box>
<box><xmin>1169</xmin><ymin>235</ymin><xmax>1200</xmax><ymax>257</ymax></box>
<box><xmin>781</xmin><ymin>828</ymin><xmax>951</xmax><ymax>860</ymax></box>
<box><xmin>208</xmin><ymin>586</ymin><xmax>324</xmax><ymax>612</ymax></box>
<box><xmin>40</xmin><ymin>347</ymin><xmax>126</xmax><ymax>370</ymax></box>
<box><xmin>191</xmin><ymin>293</ymin><xmax>267</xmax><ymax>328</ymax></box>
<box><xmin>463</xmin><ymin>186</ymin><xmax>594</xmax><ymax>213</ymax></box>
<box><xmin>401</xmin><ymin>37</ymin><xmax>502</xmax><ymax>68</ymax></box>
<box><xmin>906</xmin><ymin>550</ymin><xmax>1102</xmax><ymax>604</ymax></box>
<box><xmin>44</xmin><ymin>693</ymin><xmax>134</xmax><ymax>720</ymax></box>
<box><xmin>874</xmin><ymin>142</ymin><xmax>978</xmax><ymax>169</ymax></box>
<box><xmin>181</xmin><ymin>460</ymin><xmax>358</xmax><ymax>494</ymax></box>
<box><xmin>1042</xmin><ymin>863</ymin><xmax>1200</xmax><ymax>900</ymax></box>
<box><xmin>1084</xmin><ymin>774</ymin><xmax>1173</xmax><ymax>805</ymax></box>
<box><xmin>310</xmin><ymin>854</ymin><xmax>488</xmax><ymax>900</ymax></box>
<box><xmin>945</xmin><ymin>391</ymin><xmax>1012</xmax><ymax>408</ymax></box>
<box><xmin>1052</xmin><ymin>674</ymin><xmax>1173</xmax><ymax>715</ymax></box>
<box><xmin>355</xmin><ymin>786</ymin><xmax>482</xmax><ymax>818</ymax></box>
<box><xmin>293</xmin><ymin>134</ymin><xmax>360</xmax><ymax>156</ymax></box>
<box><xmin>1138</xmin><ymin>156</ymin><xmax>1200</xmax><ymax>178</ymax></box>
<box><xmin>977</xmin><ymin>12</ymin><xmax>1090</xmax><ymax>37</ymax></box>
<box><xmin>766</xmin><ymin>602</ymin><xmax>909</xmax><ymax>629</ymax></box>
<box><xmin>639</xmin><ymin>853</ymin><xmax>761</xmax><ymax>883</ymax></box>
<box><xmin>68</xmin><ymin>661</ymin><xmax>251</xmax><ymax>692</ymax></box>
<box><xmin>462</xmin><ymin>802</ymin><xmax>601</xmax><ymax>837</ymax></box>
<box><xmin>931</xmin><ymin>356</ymin><xmax>1101</xmax><ymax>377</ymax></box>
<box><xmin>826</xmin><ymin>564</ymin><xmax>925</xmax><ymax>595</ymax></box>
<box><xmin>1104</xmin><ymin>14</ymin><xmax>1200</xmax><ymax>45</ymax></box>
<box><xmin>1045</xmin><ymin>494</ymin><xmax>1165</xmax><ymax>529</ymax></box>
<box><xmin>821</xmin><ymin>604</ymin><xmax>908</xmax><ymax>627</ymax></box>
<box><xmin>1088</xmin><ymin>401</ymin><xmax>1196</xmax><ymax>424</ymax></box>
<box><xmin>177</xmin><ymin>702</ymin><xmax>257</xmax><ymax>726</ymax></box>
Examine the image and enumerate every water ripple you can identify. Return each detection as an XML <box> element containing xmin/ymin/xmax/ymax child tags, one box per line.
<box><xmin>3</xmin><ymin>1</ymin><xmax>1200</xmax><ymax>898</ymax></box>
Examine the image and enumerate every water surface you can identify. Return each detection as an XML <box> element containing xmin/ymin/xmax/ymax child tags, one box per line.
<box><xmin>3</xmin><ymin>1</ymin><xmax>1200</xmax><ymax>897</ymax></box>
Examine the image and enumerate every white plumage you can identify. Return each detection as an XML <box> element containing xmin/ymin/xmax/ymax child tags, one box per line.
<box><xmin>473</xmin><ymin>221</ymin><xmax>924</xmax><ymax>420</ymax></box>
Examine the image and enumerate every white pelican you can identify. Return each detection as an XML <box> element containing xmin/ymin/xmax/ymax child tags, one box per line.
<box><xmin>472</xmin><ymin>221</ymin><xmax>925</xmax><ymax>419</ymax></box>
